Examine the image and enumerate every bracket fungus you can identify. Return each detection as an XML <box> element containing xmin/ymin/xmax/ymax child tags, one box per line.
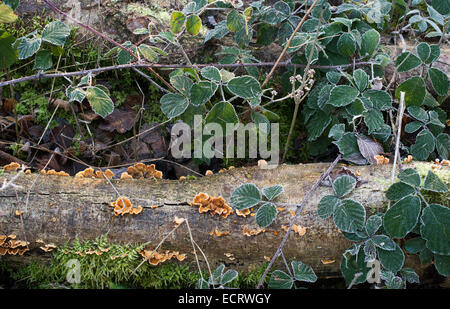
<box><xmin>75</xmin><ymin>168</ymin><xmax>114</xmax><ymax>179</ymax></box>
<box><xmin>3</xmin><ymin>162</ymin><xmax>21</xmax><ymax>172</ymax></box>
<box><xmin>109</xmin><ymin>196</ymin><xmax>143</xmax><ymax>216</ymax></box>
<box><xmin>189</xmin><ymin>193</ymin><xmax>233</xmax><ymax>218</ymax></box>
<box><xmin>138</xmin><ymin>249</ymin><xmax>187</xmax><ymax>266</ymax></box>
<box><xmin>0</xmin><ymin>235</ymin><xmax>29</xmax><ymax>256</ymax></box>
<box><xmin>125</xmin><ymin>163</ymin><xmax>163</xmax><ymax>179</ymax></box>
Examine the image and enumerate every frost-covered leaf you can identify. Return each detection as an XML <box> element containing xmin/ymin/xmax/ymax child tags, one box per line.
<box><xmin>333</xmin><ymin>199</ymin><xmax>366</xmax><ymax>233</ymax></box>
<box><xmin>423</xmin><ymin>170</ymin><xmax>448</xmax><ymax>193</ymax></box>
<box><xmin>255</xmin><ymin>202</ymin><xmax>277</xmax><ymax>228</ymax></box>
<box><xmin>268</xmin><ymin>270</ymin><xmax>293</xmax><ymax>289</ymax></box>
<box><xmin>318</xmin><ymin>195</ymin><xmax>340</xmax><ymax>219</ymax></box>
<box><xmin>85</xmin><ymin>86</ymin><xmax>114</xmax><ymax>118</ymax></box>
<box><xmin>383</xmin><ymin>195</ymin><xmax>421</xmax><ymax>238</ymax></box>
<box><xmin>420</xmin><ymin>204</ymin><xmax>450</xmax><ymax>255</ymax></box>
<box><xmin>230</xmin><ymin>183</ymin><xmax>261</xmax><ymax>211</ymax></box>
<box><xmin>160</xmin><ymin>93</ymin><xmax>189</xmax><ymax>119</ymax></box>
<box><xmin>41</xmin><ymin>21</ymin><xmax>70</xmax><ymax>46</ymax></box>
<box><xmin>333</xmin><ymin>175</ymin><xmax>357</xmax><ymax>198</ymax></box>
<box><xmin>262</xmin><ymin>185</ymin><xmax>284</xmax><ymax>201</ymax></box>
<box><xmin>291</xmin><ymin>261</ymin><xmax>317</xmax><ymax>283</ymax></box>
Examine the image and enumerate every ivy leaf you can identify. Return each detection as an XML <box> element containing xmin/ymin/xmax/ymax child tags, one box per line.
<box><xmin>262</xmin><ymin>185</ymin><xmax>284</xmax><ymax>201</ymax></box>
<box><xmin>428</xmin><ymin>68</ymin><xmax>449</xmax><ymax>96</ymax></box>
<box><xmin>416</xmin><ymin>42</ymin><xmax>431</xmax><ymax>62</ymax></box>
<box><xmin>434</xmin><ymin>255</ymin><xmax>450</xmax><ymax>277</ymax></box>
<box><xmin>201</xmin><ymin>66</ymin><xmax>221</xmax><ymax>82</ymax></box>
<box><xmin>85</xmin><ymin>86</ymin><xmax>114</xmax><ymax>119</ymax></box>
<box><xmin>306</xmin><ymin>110</ymin><xmax>331</xmax><ymax>141</ymax></box>
<box><xmin>333</xmin><ymin>175</ymin><xmax>357</xmax><ymax>198</ymax></box>
<box><xmin>395</xmin><ymin>52</ymin><xmax>422</xmax><ymax>72</ymax></box>
<box><xmin>16</xmin><ymin>37</ymin><xmax>41</xmax><ymax>60</ymax></box>
<box><xmin>360</xmin><ymin>29</ymin><xmax>380</xmax><ymax>58</ymax></box>
<box><xmin>365</xmin><ymin>214</ymin><xmax>383</xmax><ymax>236</ymax></box>
<box><xmin>255</xmin><ymin>202</ymin><xmax>278</xmax><ymax>228</ymax></box>
<box><xmin>371</xmin><ymin>235</ymin><xmax>397</xmax><ymax>251</ymax></box>
<box><xmin>383</xmin><ymin>195</ymin><xmax>421</xmax><ymax>238</ymax></box>
<box><xmin>186</xmin><ymin>15</ymin><xmax>202</xmax><ymax>36</ymax></box>
<box><xmin>333</xmin><ymin>199</ymin><xmax>366</xmax><ymax>233</ymax></box>
<box><xmin>385</xmin><ymin>182</ymin><xmax>416</xmax><ymax>201</ymax></box>
<box><xmin>377</xmin><ymin>243</ymin><xmax>405</xmax><ymax>273</ymax></box>
<box><xmin>220</xmin><ymin>269</ymin><xmax>238</xmax><ymax>285</ymax></box>
<box><xmin>190</xmin><ymin>81</ymin><xmax>218</xmax><ymax>106</ymax></box>
<box><xmin>268</xmin><ymin>270</ymin><xmax>293</xmax><ymax>289</ymax></box>
<box><xmin>41</xmin><ymin>21</ymin><xmax>70</xmax><ymax>46</ymax></box>
<box><xmin>397</xmin><ymin>168</ymin><xmax>421</xmax><ymax>187</ymax></box>
<box><xmin>353</xmin><ymin>69</ymin><xmax>369</xmax><ymax>91</ymax></box>
<box><xmin>337</xmin><ymin>33</ymin><xmax>356</xmax><ymax>57</ymax></box>
<box><xmin>423</xmin><ymin>170</ymin><xmax>448</xmax><ymax>193</ymax></box>
<box><xmin>227</xmin><ymin>10</ymin><xmax>245</xmax><ymax>32</ymax></box>
<box><xmin>33</xmin><ymin>50</ymin><xmax>53</xmax><ymax>70</ymax></box>
<box><xmin>227</xmin><ymin>76</ymin><xmax>261</xmax><ymax>99</ymax></box>
<box><xmin>170</xmin><ymin>11</ymin><xmax>186</xmax><ymax>33</ymax></box>
<box><xmin>411</xmin><ymin>129</ymin><xmax>435</xmax><ymax>161</ymax></box>
<box><xmin>291</xmin><ymin>261</ymin><xmax>317</xmax><ymax>283</ymax></box>
<box><xmin>317</xmin><ymin>195</ymin><xmax>340</xmax><ymax>219</ymax></box>
<box><xmin>420</xmin><ymin>204</ymin><xmax>450</xmax><ymax>255</ymax></box>
<box><xmin>160</xmin><ymin>93</ymin><xmax>189</xmax><ymax>119</ymax></box>
<box><xmin>396</xmin><ymin>76</ymin><xmax>426</xmax><ymax>107</ymax></box>
<box><xmin>230</xmin><ymin>183</ymin><xmax>261</xmax><ymax>211</ymax></box>
<box><xmin>328</xmin><ymin>85</ymin><xmax>359</xmax><ymax>107</ymax></box>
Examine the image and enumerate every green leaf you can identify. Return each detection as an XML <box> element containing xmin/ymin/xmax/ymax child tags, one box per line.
<box><xmin>255</xmin><ymin>202</ymin><xmax>278</xmax><ymax>228</ymax></box>
<box><xmin>405</xmin><ymin>121</ymin><xmax>423</xmax><ymax>133</ymax></box>
<box><xmin>160</xmin><ymin>93</ymin><xmax>189</xmax><ymax>119</ymax></box>
<box><xmin>333</xmin><ymin>199</ymin><xmax>366</xmax><ymax>233</ymax></box>
<box><xmin>424</xmin><ymin>44</ymin><xmax>440</xmax><ymax>64</ymax></box>
<box><xmin>230</xmin><ymin>183</ymin><xmax>261</xmax><ymax>211</ymax></box>
<box><xmin>41</xmin><ymin>21</ymin><xmax>70</xmax><ymax>46</ymax></box>
<box><xmin>397</xmin><ymin>168</ymin><xmax>421</xmax><ymax>187</ymax></box>
<box><xmin>371</xmin><ymin>235</ymin><xmax>397</xmax><ymax>251</ymax></box>
<box><xmin>419</xmin><ymin>248</ymin><xmax>433</xmax><ymax>264</ymax></box>
<box><xmin>0</xmin><ymin>3</ymin><xmax>17</xmax><ymax>23</ymax></box>
<box><xmin>268</xmin><ymin>270</ymin><xmax>293</xmax><ymax>289</ymax></box>
<box><xmin>436</xmin><ymin>133</ymin><xmax>449</xmax><ymax>160</ymax></box>
<box><xmin>0</xmin><ymin>31</ymin><xmax>17</xmax><ymax>68</ymax></box>
<box><xmin>333</xmin><ymin>175</ymin><xmax>357</xmax><ymax>198</ymax></box>
<box><xmin>407</xmin><ymin>106</ymin><xmax>429</xmax><ymax>122</ymax></box>
<box><xmin>66</xmin><ymin>86</ymin><xmax>85</xmax><ymax>103</ymax></box>
<box><xmin>16</xmin><ymin>37</ymin><xmax>41</xmax><ymax>60</ymax></box>
<box><xmin>190</xmin><ymin>81</ymin><xmax>217</xmax><ymax>106</ymax></box>
<box><xmin>333</xmin><ymin>132</ymin><xmax>365</xmax><ymax>164</ymax></box>
<box><xmin>364</xmin><ymin>239</ymin><xmax>377</xmax><ymax>262</ymax></box>
<box><xmin>423</xmin><ymin>170</ymin><xmax>448</xmax><ymax>193</ymax></box>
<box><xmin>262</xmin><ymin>185</ymin><xmax>284</xmax><ymax>201</ymax></box>
<box><xmin>221</xmin><ymin>269</ymin><xmax>238</xmax><ymax>285</ymax></box>
<box><xmin>395</xmin><ymin>52</ymin><xmax>422</xmax><ymax>72</ymax></box>
<box><xmin>170</xmin><ymin>11</ymin><xmax>186</xmax><ymax>33</ymax></box>
<box><xmin>317</xmin><ymin>195</ymin><xmax>340</xmax><ymax>219</ymax></box>
<box><xmin>377</xmin><ymin>243</ymin><xmax>405</xmax><ymax>273</ymax></box>
<box><xmin>306</xmin><ymin>110</ymin><xmax>331</xmax><ymax>141</ymax></box>
<box><xmin>362</xmin><ymin>90</ymin><xmax>392</xmax><ymax>111</ymax></box>
<box><xmin>85</xmin><ymin>86</ymin><xmax>114</xmax><ymax>119</ymax></box>
<box><xmin>404</xmin><ymin>237</ymin><xmax>426</xmax><ymax>254</ymax></box>
<box><xmin>251</xmin><ymin>111</ymin><xmax>270</xmax><ymax>133</ymax></box>
<box><xmin>353</xmin><ymin>69</ymin><xmax>369</xmax><ymax>91</ymax></box>
<box><xmin>33</xmin><ymin>50</ymin><xmax>52</xmax><ymax>70</ymax></box>
<box><xmin>210</xmin><ymin>264</ymin><xmax>225</xmax><ymax>285</ymax></box>
<box><xmin>360</xmin><ymin>29</ymin><xmax>380</xmax><ymax>58</ymax></box>
<box><xmin>205</xmin><ymin>101</ymin><xmax>238</xmax><ymax>136</ymax></box>
<box><xmin>170</xmin><ymin>75</ymin><xmax>194</xmax><ymax>96</ymax></box>
<box><xmin>363</xmin><ymin>109</ymin><xmax>384</xmax><ymax>134</ymax></box>
<box><xmin>328</xmin><ymin>85</ymin><xmax>359</xmax><ymax>107</ymax></box>
<box><xmin>416</xmin><ymin>42</ymin><xmax>431</xmax><ymax>62</ymax></box>
<box><xmin>138</xmin><ymin>44</ymin><xmax>158</xmax><ymax>62</ymax></box>
<box><xmin>117</xmin><ymin>41</ymin><xmax>137</xmax><ymax>65</ymax></box>
<box><xmin>326</xmin><ymin>71</ymin><xmax>341</xmax><ymax>84</ymax></box>
<box><xmin>411</xmin><ymin>129</ymin><xmax>435</xmax><ymax>161</ymax></box>
<box><xmin>227</xmin><ymin>10</ymin><xmax>245</xmax><ymax>33</ymax></box>
<box><xmin>341</xmin><ymin>246</ymin><xmax>370</xmax><ymax>286</ymax></box>
<box><xmin>383</xmin><ymin>195</ymin><xmax>421</xmax><ymax>238</ymax></box>
<box><xmin>420</xmin><ymin>204</ymin><xmax>450</xmax><ymax>255</ymax></box>
<box><xmin>227</xmin><ymin>76</ymin><xmax>261</xmax><ymax>99</ymax></box>
<box><xmin>196</xmin><ymin>278</ymin><xmax>209</xmax><ymax>289</ymax></box>
<box><xmin>3</xmin><ymin>0</ymin><xmax>19</xmax><ymax>10</ymax></box>
<box><xmin>328</xmin><ymin>124</ymin><xmax>345</xmax><ymax>141</ymax></box>
<box><xmin>385</xmin><ymin>182</ymin><xmax>416</xmax><ymax>201</ymax></box>
<box><xmin>428</xmin><ymin>68</ymin><xmax>449</xmax><ymax>96</ymax></box>
<box><xmin>186</xmin><ymin>15</ymin><xmax>202</xmax><ymax>36</ymax></box>
<box><xmin>337</xmin><ymin>33</ymin><xmax>356</xmax><ymax>57</ymax></box>
<box><xmin>434</xmin><ymin>254</ymin><xmax>450</xmax><ymax>277</ymax></box>
<box><xmin>201</xmin><ymin>66</ymin><xmax>221</xmax><ymax>82</ymax></box>
<box><xmin>365</xmin><ymin>214</ymin><xmax>382</xmax><ymax>236</ymax></box>
<box><xmin>291</xmin><ymin>261</ymin><xmax>317</xmax><ymax>283</ymax></box>
<box><xmin>396</xmin><ymin>76</ymin><xmax>426</xmax><ymax>107</ymax></box>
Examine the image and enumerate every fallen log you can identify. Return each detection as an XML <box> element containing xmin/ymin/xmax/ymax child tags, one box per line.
<box><xmin>0</xmin><ymin>162</ymin><xmax>446</xmax><ymax>278</ymax></box>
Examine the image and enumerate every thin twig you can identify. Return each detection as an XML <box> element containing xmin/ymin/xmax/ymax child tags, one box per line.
<box><xmin>391</xmin><ymin>91</ymin><xmax>405</xmax><ymax>186</ymax></box>
<box><xmin>256</xmin><ymin>154</ymin><xmax>342</xmax><ymax>288</ymax></box>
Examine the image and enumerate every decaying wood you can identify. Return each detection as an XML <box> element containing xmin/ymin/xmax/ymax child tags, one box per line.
<box><xmin>0</xmin><ymin>162</ymin><xmax>445</xmax><ymax>277</ymax></box>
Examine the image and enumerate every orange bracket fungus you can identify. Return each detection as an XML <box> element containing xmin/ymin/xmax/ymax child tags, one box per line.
<box><xmin>109</xmin><ymin>196</ymin><xmax>143</xmax><ymax>216</ymax></box>
<box><xmin>138</xmin><ymin>249</ymin><xmax>186</xmax><ymax>266</ymax></box>
<box><xmin>0</xmin><ymin>235</ymin><xmax>29</xmax><ymax>256</ymax></box>
<box><xmin>125</xmin><ymin>163</ymin><xmax>163</xmax><ymax>179</ymax></box>
<box><xmin>189</xmin><ymin>193</ymin><xmax>233</xmax><ymax>218</ymax></box>
<box><xmin>374</xmin><ymin>155</ymin><xmax>389</xmax><ymax>165</ymax></box>
<box><xmin>242</xmin><ymin>225</ymin><xmax>265</xmax><ymax>236</ymax></box>
<box><xmin>75</xmin><ymin>167</ymin><xmax>114</xmax><ymax>179</ymax></box>
<box><xmin>3</xmin><ymin>162</ymin><xmax>21</xmax><ymax>172</ymax></box>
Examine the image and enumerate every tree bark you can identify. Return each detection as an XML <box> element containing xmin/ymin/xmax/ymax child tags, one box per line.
<box><xmin>0</xmin><ymin>162</ymin><xmax>442</xmax><ymax>277</ymax></box>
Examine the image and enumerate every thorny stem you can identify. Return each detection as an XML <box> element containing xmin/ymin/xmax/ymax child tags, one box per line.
<box><xmin>256</xmin><ymin>154</ymin><xmax>342</xmax><ymax>289</ymax></box>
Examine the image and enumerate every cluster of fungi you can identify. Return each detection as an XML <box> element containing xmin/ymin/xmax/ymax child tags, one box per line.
<box><xmin>138</xmin><ymin>249</ymin><xmax>186</xmax><ymax>266</ymax></box>
<box><xmin>189</xmin><ymin>193</ymin><xmax>233</xmax><ymax>219</ymax></box>
<box><xmin>109</xmin><ymin>196</ymin><xmax>143</xmax><ymax>216</ymax></box>
<box><xmin>120</xmin><ymin>163</ymin><xmax>163</xmax><ymax>179</ymax></box>
<box><xmin>0</xmin><ymin>235</ymin><xmax>29</xmax><ymax>256</ymax></box>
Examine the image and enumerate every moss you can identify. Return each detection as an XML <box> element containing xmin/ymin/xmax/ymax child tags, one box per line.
<box><xmin>4</xmin><ymin>236</ymin><xmax>269</xmax><ymax>289</ymax></box>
